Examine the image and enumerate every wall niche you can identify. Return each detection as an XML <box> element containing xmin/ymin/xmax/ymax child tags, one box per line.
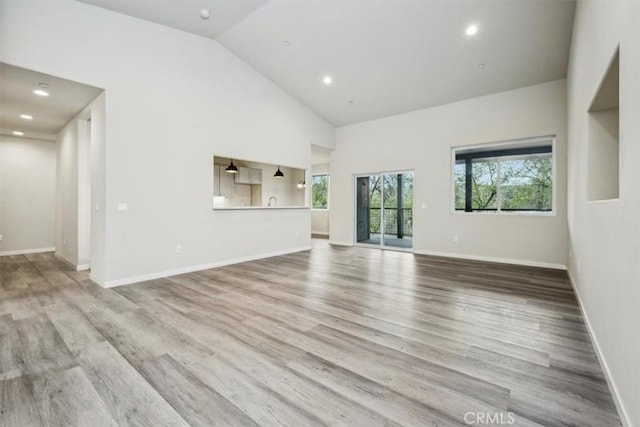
<box><xmin>587</xmin><ymin>48</ymin><xmax>620</xmax><ymax>201</ymax></box>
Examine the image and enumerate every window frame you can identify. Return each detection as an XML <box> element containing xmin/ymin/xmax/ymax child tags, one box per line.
<box><xmin>311</xmin><ymin>173</ymin><xmax>330</xmax><ymax>210</ymax></box>
<box><xmin>451</xmin><ymin>136</ymin><xmax>557</xmax><ymax>216</ymax></box>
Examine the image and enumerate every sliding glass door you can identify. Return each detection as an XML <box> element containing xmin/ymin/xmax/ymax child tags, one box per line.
<box><xmin>355</xmin><ymin>171</ymin><xmax>414</xmax><ymax>250</ymax></box>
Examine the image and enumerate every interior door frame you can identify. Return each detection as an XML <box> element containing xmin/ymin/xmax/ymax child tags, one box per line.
<box><xmin>353</xmin><ymin>169</ymin><xmax>415</xmax><ymax>252</ymax></box>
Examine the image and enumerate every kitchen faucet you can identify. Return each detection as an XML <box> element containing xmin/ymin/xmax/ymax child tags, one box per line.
<box><xmin>268</xmin><ymin>196</ymin><xmax>277</xmax><ymax>207</ymax></box>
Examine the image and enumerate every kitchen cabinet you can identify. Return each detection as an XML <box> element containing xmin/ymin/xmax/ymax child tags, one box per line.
<box><xmin>214</xmin><ymin>166</ymin><xmax>235</xmax><ymax>198</ymax></box>
<box><xmin>249</xmin><ymin>168</ymin><xmax>262</xmax><ymax>184</ymax></box>
<box><xmin>235</xmin><ymin>167</ymin><xmax>262</xmax><ymax>184</ymax></box>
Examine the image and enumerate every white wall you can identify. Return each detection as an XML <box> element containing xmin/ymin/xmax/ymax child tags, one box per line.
<box><xmin>331</xmin><ymin>80</ymin><xmax>568</xmax><ymax>268</ymax></box>
<box><xmin>587</xmin><ymin>109</ymin><xmax>619</xmax><ymax>201</ymax></box>
<box><xmin>56</xmin><ymin>114</ymin><xmax>79</xmax><ymax>265</ymax></box>
<box><xmin>0</xmin><ymin>135</ymin><xmax>56</xmax><ymax>254</ymax></box>
<box><xmin>566</xmin><ymin>1</ymin><xmax>640</xmax><ymax>425</ymax></box>
<box><xmin>311</xmin><ymin>163</ymin><xmax>330</xmax><ymax>235</ymax></box>
<box><xmin>0</xmin><ymin>0</ymin><xmax>334</xmax><ymax>285</ymax></box>
<box><xmin>56</xmin><ymin>94</ymin><xmax>104</xmax><ymax>271</ymax></box>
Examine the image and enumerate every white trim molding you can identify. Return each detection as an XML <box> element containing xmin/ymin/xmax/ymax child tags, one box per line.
<box><xmin>328</xmin><ymin>240</ymin><xmax>353</xmax><ymax>247</ymax></box>
<box><xmin>414</xmin><ymin>249</ymin><xmax>566</xmax><ymax>270</ymax></box>
<box><xmin>567</xmin><ymin>272</ymin><xmax>631</xmax><ymax>427</ymax></box>
<box><xmin>55</xmin><ymin>255</ymin><xmax>91</xmax><ymax>272</ymax></box>
<box><xmin>0</xmin><ymin>247</ymin><xmax>56</xmax><ymax>256</ymax></box>
<box><xmin>100</xmin><ymin>246</ymin><xmax>313</xmax><ymax>288</ymax></box>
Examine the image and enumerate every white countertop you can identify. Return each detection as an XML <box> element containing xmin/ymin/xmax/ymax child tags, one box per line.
<box><xmin>213</xmin><ymin>206</ymin><xmax>309</xmax><ymax>210</ymax></box>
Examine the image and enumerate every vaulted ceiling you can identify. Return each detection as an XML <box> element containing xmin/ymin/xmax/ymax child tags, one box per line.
<box><xmin>73</xmin><ymin>1</ymin><xmax>576</xmax><ymax>127</ymax></box>
<box><xmin>218</xmin><ymin>0</ymin><xmax>576</xmax><ymax>126</ymax></box>
<box><xmin>77</xmin><ymin>0</ymin><xmax>269</xmax><ymax>39</ymax></box>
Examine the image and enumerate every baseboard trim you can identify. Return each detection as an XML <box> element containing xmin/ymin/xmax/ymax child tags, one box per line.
<box><xmin>0</xmin><ymin>247</ymin><xmax>56</xmax><ymax>256</ymax></box>
<box><xmin>567</xmin><ymin>271</ymin><xmax>631</xmax><ymax>427</ymax></box>
<box><xmin>414</xmin><ymin>249</ymin><xmax>566</xmax><ymax>270</ymax></box>
<box><xmin>103</xmin><ymin>246</ymin><xmax>313</xmax><ymax>288</ymax></box>
<box><xmin>55</xmin><ymin>255</ymin><xmax>90</xmax><ymax>272</ymax></box>
<box><xmin>328</xmin><ymin>240</ymin><xmax>353</xmax><ymax>247</ymax></box>
<box><xmin>76</xmin><ymin>263</ymin><xmax>91</xmax><ymax>271</ymax></box>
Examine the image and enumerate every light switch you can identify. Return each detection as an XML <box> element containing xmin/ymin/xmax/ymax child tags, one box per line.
<box><xmin>117</xmin><ymin>203</ymin><xmax>128</xmax><ymax>212</ymax></box>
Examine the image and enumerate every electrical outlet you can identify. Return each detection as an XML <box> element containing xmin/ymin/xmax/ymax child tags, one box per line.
<box><xmin>453</xmin><ymin>235</ymin><xmax>459</xmax><ymax>242</ymax></box>
<box><xmin>0</xmin><ymin>234</ymin><xmax>3</xmax><ymax>241</ymax></box>
<box><xmin>63</xmin><ymin>236</ymin><xmax>66</xmax><ymax>245</ymax></box>
<box><xmin>176</xmin><ymin>245</ymin><xmax>182</xmax><ymax>254</ymax></box>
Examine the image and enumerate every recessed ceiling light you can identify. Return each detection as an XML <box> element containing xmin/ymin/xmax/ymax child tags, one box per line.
<box><xmin>33</xmin><ymin>89</ymin><xmax>49</xmax><ymax>96</ymax></box>
<box><xmin>38</xmin><ymin>82</ymin><xmax>49</xmax><ymax>88</ymax></box>
<box><xmin>323</xmin><ymin>75</ymin><xmax>333</xmax><ymax>85</ymax></box>
<box><xmin>466</xmin><ymin>24</ymin><xmax>479</xmax><ymax>36</ymax></box>
<box><xmin>13</xmin><ymin>131</ymin><xmax>24</xmax><ymax>136</ymax></box>
<box><xmin>477</xmin><ymin>63</ymin><xmax>486</xmax><ymax>69</ymax></box>
<box><xmin>20</xmin><ymin>114</ymin><xmax>33</xmax><ymax>120</ymax></box>
<box><xmin>200</xmin><ymin>9</ymin><xmax>211</xmax><ymax>19</ymax></box>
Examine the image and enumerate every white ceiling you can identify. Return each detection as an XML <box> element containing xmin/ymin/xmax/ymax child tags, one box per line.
<box><xmin>0</xmin><ymin>63</ymin><xmax>103</xmax><ymax>140</ymax></box>
<box><xmin>27</xmin><ymin>0</ymin><xmax>577</xmax><ymax>130</ymax></box>
<box><xmin>76</xmin><ymin>0</ymin><xmax>269</xmax><ymax>39</ymax></box>
<box><xmin>218</xmin><ymin>0</ymin><xmax>576</xmax><ymax>126</ymax></box>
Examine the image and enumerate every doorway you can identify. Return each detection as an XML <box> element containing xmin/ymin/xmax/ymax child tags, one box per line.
<box><xmin>355</xmin><ymin>171</ymin><xmax>414</xmax><ymax>250</ymax></box>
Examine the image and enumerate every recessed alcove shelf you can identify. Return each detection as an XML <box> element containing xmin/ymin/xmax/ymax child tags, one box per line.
<box><xmin>587</xmin><ymin>48</ymin><xmax>620</xmax><ymax>202</ymax></box>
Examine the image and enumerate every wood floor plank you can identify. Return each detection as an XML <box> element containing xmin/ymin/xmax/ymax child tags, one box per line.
<box><xmin>14</xmin><ymin>313</ymin><xmax>77</xmax><ymax>376</ymax></box>
<box><xmin>67</xmin><ymin>280</ymin><xmax>139</xmax><ymax>314</ymax></box>
<box><xmin>0</xmin><ymin>375</ymin><xmax>44</xmax><ymax>426</ymax></box>
<box><xmin>137</xmin><ymin>297</ymin><xmax>307</xmax><ymax>365</ymax></box>
<box><xmin>45</xmin><ymin>302</ymin><xmax>106</xmax><ymax>355</ymax></box>
<box><xmin>242</xmin><ymin>315</ymin><xmax>510</xmax><ymax>422</ymax></box>
<box><xmin>0</xmin><ymin>315</ymin><xmax>24</xmax><ymax>381</ymax></box>
<box><xmin>76</xmin><ymin>340</ymin><xmax>188</xmax><ymax>426</ymax></box>
<box><xmin>88</xmin><ymin>307</ymin><xmax>212</xmax><ymax>367</ymax></box>
<box><xmin>189</xmin><ymin>321</ymin><xmax>402</xmax><ymax>427</ymax></box>
<box><xmin>0</xmin><ymin>241</ymin><xmax>623</xmax><ymax>427</ymax></box>
<box><xmin>29</xmin><ymin>366</ymin><xmax>117</xmax><ymax>426</ymax></box>
<box><xmin>140</xmin><ymin>354</ymin><xmax>259</xmax><ymax>427</ymax></box>
<box><xmin>189</xmin><ymin>354</ymin><xmax>326</xmax><ymax>427</ymax></box>
<box><xmin>0</xmin><ymin>289</ymin><xmax>43</xmax><ymax>320</ymax></box>
<box><xmin>287</xmin><ymin>354</ymin><xmax>457</xmax><ymax>427</ymax></box>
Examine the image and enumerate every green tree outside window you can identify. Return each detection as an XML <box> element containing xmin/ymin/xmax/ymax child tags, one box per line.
<box><xmin>312</xmin><ymin>175</ymin><xmax>329</xmax><ymax>209</ymax></box>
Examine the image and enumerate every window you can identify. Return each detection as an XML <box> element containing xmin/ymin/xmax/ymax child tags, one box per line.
<box><xmin>312</xmin><ymin>174</ymin><xmax>329</xmax><ymax>209</ymax></box>
<box><xmin>453</xmin><ymin>138</ymin><xmax>554</xmax><ymax>213</ymax></box>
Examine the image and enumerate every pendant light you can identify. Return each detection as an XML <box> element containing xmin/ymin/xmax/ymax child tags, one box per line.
<box><xmin>225</xmin><ymin>159</ymin><xmax>238</xmax><ymax>173</ymax></box>
<box><xmin>274</xmin><ymin>166</ymin><xmax>284</xmax><ymax>178</ymax></box>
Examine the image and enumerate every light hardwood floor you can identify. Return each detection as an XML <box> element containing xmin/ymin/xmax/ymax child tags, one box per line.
<box><xmin>0</xmin><ymin>240</ymin><xmax>622</xmax><ymax>426</ymax></box>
